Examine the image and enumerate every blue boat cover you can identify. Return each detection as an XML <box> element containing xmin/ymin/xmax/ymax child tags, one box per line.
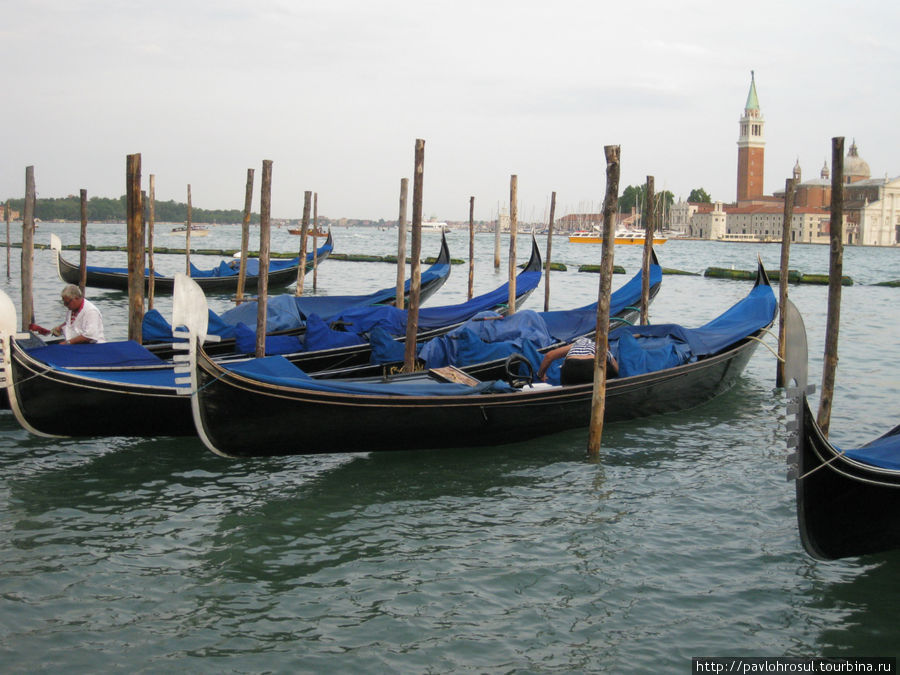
<box><xmin>90</xmin><ymin>239</ymin><xmax>332</xmax><ymax>278</ymax></box>
<box><xmin>384</xmin><ymin>271</ymin><xmax>773</xmax><ymax>386</ymax></box>
<box><xmin>225</xmin><ymin>355</ymin><xmax>515</xmax><ymax>396</ymax></box>
<box><xmin>141</xmin><ymin>257</ymin><xmax>449</xmax><ymax>343</ymax></box>
<box><xmin>24</xmin><ymin>340</ymin><xmax>167</xmax><ymax>368</ymax></box>
<box><xmin>840</xmin><ymin>427</ymin><xmax>900</xmax><ymax>471</ymax></box>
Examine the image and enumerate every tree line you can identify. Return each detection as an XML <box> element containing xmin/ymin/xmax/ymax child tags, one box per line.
<box><xmin>4</xmin><ymin>186</ymin><xmax>715</xmax><ymax>225</ymax></box>
<box><xmin>3</xmin><ymin>195</ymin><xmax>258</xmax><ymax>224</ymax></box>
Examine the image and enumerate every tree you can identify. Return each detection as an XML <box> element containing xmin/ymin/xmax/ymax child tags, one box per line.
<box><xmin>618</xmin><ymin>185</ymin><xmax>645</xmax><ymax>213</ymax></box>
<box><xmin>688</xmin><ymin>188</ymin><xmax>712</xmax><ymax>203</ymax></box>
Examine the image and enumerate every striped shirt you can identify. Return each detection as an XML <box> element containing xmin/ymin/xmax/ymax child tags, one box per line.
<box><xmin>567</xmin><ymin>337</ymin><xmax>596</xmax><ymax>357</ymax></box>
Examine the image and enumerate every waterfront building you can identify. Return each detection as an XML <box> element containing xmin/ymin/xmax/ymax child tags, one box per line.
<box><xmin>681</xmin><ymin>73</ymin><xmax>899</xmax><ymax>246</ymax></box>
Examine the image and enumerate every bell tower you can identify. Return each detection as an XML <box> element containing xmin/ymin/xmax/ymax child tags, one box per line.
<box><xmin>736</xmin><ymin>71</ymin><xmax>765</xmax><ymax>202</ymax></box>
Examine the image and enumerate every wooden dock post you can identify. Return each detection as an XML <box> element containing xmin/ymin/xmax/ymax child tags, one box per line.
<box><xmin>125</xmin><ymin>154</ymin><xmax>144</xmax><ymax>342</ymax></box>
<box><xmin>78</xmin><ymin>189</ymin><xmax>88</xmax><ymax>295</ymax></box>
<box><xmin>776</xmin><ymin>177</ymin><xmax>796</xmax><ymax>387</ymax></box>
<box><xmin>507</xmin><ymin>175</ymin><xmax>518</xmax><ymax>315</ymax></box>
<box><xmin>236</xmin><ymin>168</ymin><xmax>254</xmax><ymax>304</ymax></box>
<box><xmin>817</xmin><ymin>137</ymin><xmax>845</xmax><ymax>436</ymax></box>
<box><xmin>544</xmin><ymin>191</ymin><xmax>556</xmax><ymax>312</ymax></box>
<box><xmin>641</xmin><ymin>176</ymin><xmax>655</xmax><ymax>325</ymax></box>
<box><xmin>256</xmin><ymin>160</ymin><xmax>273</xmax><ymax>358</ymax></box>
<box><xmin>395</xmin><ymin>178</ymin><xmax>409</xmax><ymax>309</ymax></box>
<box><xmin>184</xmin><ymin>184</ymin><xmax>192</xmax><ymax>275</ymax></box>
<box><xmin>295</xmin><ymin>190</ymin><xmax>312</xmax><ymax>295</ymax></box>
<box><xmin>147</xmin><ymin>177</ymin><xmax>156</xmax><ymax>310</ymax></box>
<box><xmin>494</xmin><ymin>203</ymin><xmax>501</xmax><ymax>269</ymax></box>
<box><xmin>468</xmin><ymin>196</ymin><xmax>475</xmax><ymax>301</ymax></box>
<box><xmin>587</xmin><ymin>145</ymin><xmax>620</xmax><ymax>456</ymax></box>
<box><xmin>21</xmin><ymin>166</ymin><xmax>36</xmax><ymax>331</ymax></box>
<box><xmin>312</xmin><ymin>192</ymin><xmax>319</xmax><ymax>292</ymax></box>
<box><xmin>5</xmin><ymin>199</ymin><xmax>10</xmax><ymax>280</ymax></box>
<box><xmin>403</xmin><ymin>139</ymin><xmax>425</xmax><ymax>373</ymax></box>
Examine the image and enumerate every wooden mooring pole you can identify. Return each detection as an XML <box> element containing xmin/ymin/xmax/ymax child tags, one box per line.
<box><xmin>147</xmin><ymin>177</ymin><xmax>156</xmax><ymax>310</ymax></box>
<box><xmin>185</xmin><ymin>184</ymin><xmax>192</xmax><ymax>275</ymax></box>
<box><xmin>5</xmin><ymin>199</ymin><xmax>11</xmax><ymax>280</ymax></box>
<box><xmin>395</xmin><ymin>178</ymin><xmax>409</xmax><ymax>309</ymax></box>
<box><xmin>507</xmin><ymin>175</ymin><xmax>518</xmax><ymax>315</ymax></box>
<box><xmin>493</xmin><ymin>203</ymin><xmax>501</xmax><ymax>269</ymax></box>
<box><xmin>295</xmin><ymin>190</ymin><xmax>311</xmax><ymax>295</ymax></box>
<box><xmin>78</xmin><ymin>189</ymin><xmax>88</xmax><ymax>295</ymax></box>
<box><xmin>403</xmin><ymin>139</ymin><xmax>425</xmax><ymax>373</ymax></box>
<box><xmin>776</xmin><ymin>177</ymin><xmax>796</xmax><ymax>387</ymax></box>
<box><xmin>236</xmin><ymin>168</ymin><xmax>254</xmax><ymax>304</ymax></box>
<box><xmin>256</xmin><ymin>160</ymin><xmax>273</xmax><ymax>358</ymax></box>
<box><xmin>640</xmin><ymin>176</ymin><xmax>654</xmax><ymax>325</ymax></box>
<box><xmin>21</xmin><ymin>166</ymin><xmax>36</xmax><ymax>331</ymax></box>
<box><xmin>587</xmin><ymin>145</ymin><xmax>620</xmax><ymax>457</ymax></box>
<box><xmin>312</xmin><ymin>192</ymin><xmax>319</xmax><ymax>291</ymax></box>
<box><xmin>125</xmin><ymin>154</ymin><xmax>144</xmax><ymax>342</ymax></box>
<box><xmin>468</xmin><ymin>196</ymin><xmax>475</xmax><ymax>301</ymax></box>
<box><xmin>544</xmin><ymin>191</ymin><xmax>556</xmax><ymax>312</ymax></box>
<box><xmin>817</xmin><ymin>137</ymin><xmax>844</xmax><ymax>436</ymax></box>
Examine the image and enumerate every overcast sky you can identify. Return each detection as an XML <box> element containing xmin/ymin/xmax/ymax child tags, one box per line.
<box><xmin>3</xmin><ymin>0</ymin><xmax>897</xmax><ymax>222</ymax></box>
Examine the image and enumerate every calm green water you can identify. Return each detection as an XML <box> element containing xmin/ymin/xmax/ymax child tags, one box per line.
<box><xmin>1</xmin><ymin>225</ymin><xmax>899</xmax><ymax>672</ymax></box>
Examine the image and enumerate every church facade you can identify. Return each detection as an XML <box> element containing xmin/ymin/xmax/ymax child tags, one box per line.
<box><xmin>677</xmin><ymin>73</ymin><xmax>899</xmax><ymax>246</ymax></box>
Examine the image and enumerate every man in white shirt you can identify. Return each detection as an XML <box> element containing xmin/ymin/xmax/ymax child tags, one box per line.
<box><xmin>51</xmin><ymin>284</ymin><xmax>106</xmax><ymax>344</ymax></box>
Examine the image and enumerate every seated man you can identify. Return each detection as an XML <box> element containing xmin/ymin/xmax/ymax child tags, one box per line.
<box><xmin>537</xmin><ymin>337</ymin><xmax>617</xmax><ymax>385</ymax></box>
<box><xmin>52</xmin><ymin>284</ymin><xmax>106</xmax><ymax>344</ymax></box>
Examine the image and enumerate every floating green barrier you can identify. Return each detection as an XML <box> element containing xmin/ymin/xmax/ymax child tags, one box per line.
<box><xmin>704</xmin><ymin>267</ymin><xmax>842</xmax><ymax>284</ymax></box>
<box><xmin>798</xmin><ymin>273</ymin><xmax>853</xmax><ymax>286</ymax></box>
<box><xmin>661</xmin><ymin>267</ymin><xmax>699</xmax><ymax>276</ymax></box>
<box><xmin>872</xmin><ymin>279</ymin><xmax>900</xmax><ymax>287</ymax></box>
<box><xmin>577</xmin><ymin>264</ymin><xmax>627</xmax><ymax>274</ymax></box>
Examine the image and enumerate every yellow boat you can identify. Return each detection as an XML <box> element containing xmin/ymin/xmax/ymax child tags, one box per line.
<box><xmin>568</xmin><ymin>229</ymin><xmax>667</xmax><ymax>245</ymax></box>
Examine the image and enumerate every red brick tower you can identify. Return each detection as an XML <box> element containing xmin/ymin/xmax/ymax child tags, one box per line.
<box><xmin>736</xmin><ymin>71</ymin><xmax>765</xmax><ymax>202</ymax></box>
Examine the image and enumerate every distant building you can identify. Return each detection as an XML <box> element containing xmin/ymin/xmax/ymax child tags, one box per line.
<box><xmin>682</xmin><ymin>72</ymin><xmax>899</xmax><ymax>246</ymax></box>
<box><xmin>736</xmin><ymin>71</ymin><xmax>766</xmax><ymax>203</ymax></box>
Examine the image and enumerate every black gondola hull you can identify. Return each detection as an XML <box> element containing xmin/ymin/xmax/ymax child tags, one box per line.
<box><xmin>55</xmin><ymin>232</ymin><xmax>334</xmax><ymax>294</ymax></box>
<box><xmin>7</xmin><ymin>339</ymin><xmax>194</xmax><ymax>437</ymax></box>
<box><xmin>193</xmin><ymin>334</ymin><xmax>762</xmax><ymax>458</ymax></box>
<box><xmin>795</xmin><ymin>395</ymin><xmax>900</xmax><ymax>560</ymax></box>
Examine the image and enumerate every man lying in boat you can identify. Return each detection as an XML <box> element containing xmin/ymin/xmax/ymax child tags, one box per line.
<box><xmin>29</xmin><ymin>284</ymin><xmax>106</xmax><ymax>345</ymax></box>
<box><xmin>537</xmin><ymin>337</ymin><xmax>619</xmax><ymax>384</ymax></box>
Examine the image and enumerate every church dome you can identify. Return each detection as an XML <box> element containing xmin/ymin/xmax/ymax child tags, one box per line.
<box><xmin>845</xmin><ymin>140</ymin><xmax>870</xmax><ymax>180</ymax></box>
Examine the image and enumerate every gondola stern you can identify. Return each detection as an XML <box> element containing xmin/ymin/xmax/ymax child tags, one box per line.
<box><xmin>754</xmin><ymin>254</ymin><xmax>772</xmax><ymax>288</ymax></box>
<box><xmin>526</xmin><ymin>235</ymin><xmax>543</xmax><ymax>274</ymax></box>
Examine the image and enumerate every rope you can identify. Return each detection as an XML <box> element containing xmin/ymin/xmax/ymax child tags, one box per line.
<box><xmin>745</xmin><ymin>335</ymin><xmax>782</xmax><ymax>361</ymax></box>
<box><xmin>795</xmin><ymin>447</ymin><xmax>848</xmax><ymax>481</ymax></box>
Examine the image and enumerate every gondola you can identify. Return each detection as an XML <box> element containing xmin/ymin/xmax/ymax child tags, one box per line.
<box><xmin>186</xmin><ymin>259</ymin><xmax>776</xmax><ymax>458</ymax></box>
<box><xmin>141</xmin><ymin>233</ymin><xmax>454</xmax><ymax>358</ymax></box>
<box><xmin>0</xmin><ymin>237</ymin><xmax>538</xmax><ymax>438</ymax></box>
<box><xmin>50</xmin><ymin>230</ymin><xmax>334</xmax><ymax>294</ymax></box>
<box><xmin>783</xmin><ymin>299</ymin><xmax>900</xmax><ymax>560</ymax></box>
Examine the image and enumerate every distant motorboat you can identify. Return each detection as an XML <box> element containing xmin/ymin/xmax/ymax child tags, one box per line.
<box><xmin>422</xmin><ymin>221</ymin><xmax>449</xmax><ymax>232</ymax></box>
<box><xmin>568</xmin><ymin>228</ymin><xmax>667</xmax><ymax>245</ymax></box>
<box><xmin>169</xmin><ymin>224</ymin><xmax>209</xmax><ymax>236</ymax></box>
<box><xmin>288</xmin><ymin>227</ymin><xmax>329</xmax><ymax>237</ymax></box>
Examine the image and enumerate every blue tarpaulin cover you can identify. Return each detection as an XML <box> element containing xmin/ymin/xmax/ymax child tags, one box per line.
<box><xmin>382</xmin><ymin>269</ymin><xmax>773</xmax><ymax>386</ymax></box>
<box><xmin>141</xmin><ymin>256</ymin><xmax>448</xmax><ymax>343</ymax></box>
<box><xmin>89</xmin><ymin>239</ymin><xmax>332</xmax><ymax>278</ymax></box>
<box><xmin>25</xmin><ymin>341</ymin><xmax>167</xmax><ymax>368</ymax></box>
<box><xmin>225</xmin><ymin>355</ymin><xmax>515</xmax><ymax>396</ymax></box>
<box><xmin>375</xmin><ymin>263</ymin><xmax>663</xmax><ymax>377</ymax></box>
<box><xmin>841</xmin><ymin>429</ymin><xmax>900</xmax><ymax>471</ymax></box>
